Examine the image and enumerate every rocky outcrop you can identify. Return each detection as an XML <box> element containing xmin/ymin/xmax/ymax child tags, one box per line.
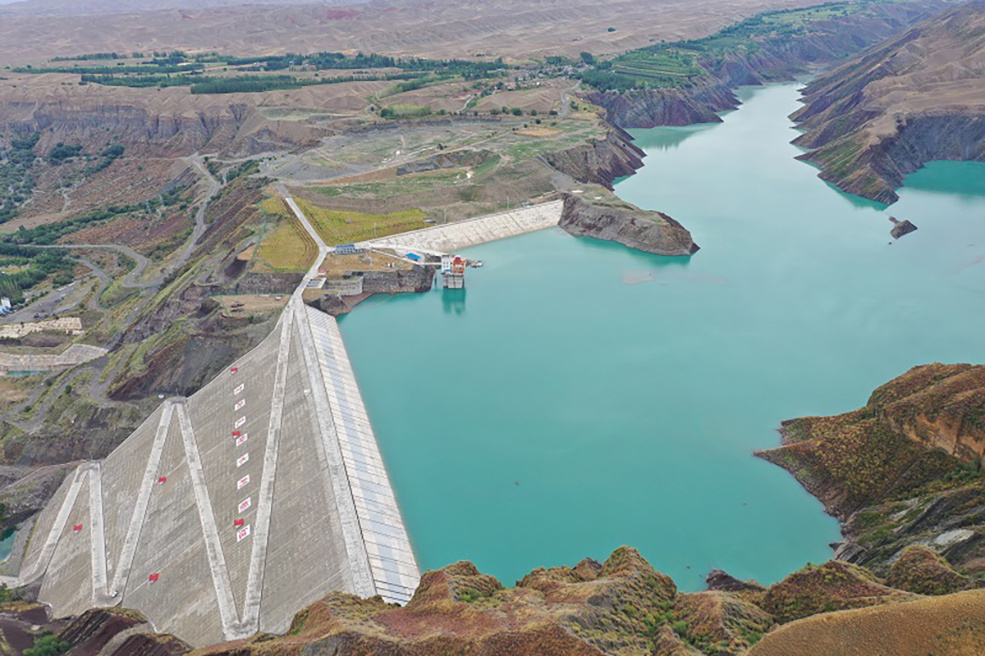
<box><xmin>886</xmin><ymin>545</ymin><xmax>971</xmax><ymax>595</ymax></box>
<box><xmin>198</xmin><ymin>546</ymin><xmax>681</xmax><ymax>656</ymax></box>
<box><xmin>792</xmin><ymin>1</ymin><xmax>985</xmax><ymax>203</ymax></box>
<box><xmin>541</xmin><ymin>127</ymin><xmax>645</xmax><ymax>190</ymax></box>
<box><xmin>674</xmin><ymin>591</ymin><xmax>773</xmax><ymax>654</ymax></box>
<box><xmin>559</xmin><ymin>194</ymin><xmax>698</xmax><ymax>256</ymax></box>
<box><xmin>761</xmin><ymin>561</ymin><xmax>917</xmax><ymax>624</ymax></box>
<box><xmin>0</xmin><ymin>463</ymin><xmax>73</xmax><ymax>530</ymax></box>
<box><xmin>0</xmin><ymin>97</ymin><xmax>323</xmax><ymax>160</ymax></box>
<box><xmin>756</xmin><ymin>363</ymin><xmax>985</xmax><ymax>520</ymax></box>
<box><xmin>705</xmin><ymin>569</ymin><xmax>766</xmax><ymax>594</ymax></box>
<box><xmin>59</xmin><ymin>608</ymin><xmax>190</xmax><ymax>656</ymax></box>
<box><xmin>890</xmin><ymin>217</ymin><xmax>918</xmax><ymax>239</ymax></box>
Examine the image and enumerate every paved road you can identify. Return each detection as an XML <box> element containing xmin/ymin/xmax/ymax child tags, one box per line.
<box><xmin>2</xmin><ymin>282</ymin><xmax>80</xmax><ymax>323</ymax></box>
<box><xmin>182</xmin><ymin>155</ymin><xmax>222</xmax><ymax>271</ymax></box>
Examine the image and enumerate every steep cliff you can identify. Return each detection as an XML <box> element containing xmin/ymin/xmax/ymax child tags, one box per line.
<box><xmin>559</xmin><ymin>194</ymin><xmax>699</xmax><ymax>256</ymax></box>
<box><xmin>587</xmin><ymin>0</ymin><xmax>955</xmax><ymax>130</ymax></box>
<box><xmin>541</xmin><ymin>127</ymin><xmax>646</xmax><ymax>190</ymax></box>
<box><xmin>792</xmin><ymin>1</ymin><xmax>985</xmax><ymax>203</ymax></box>
<box><xmin>585</xmin><ymin>82</ymin><xmax>738</xmax><ymax>128</ymax></box>
<box><xmin>0</xmin><ymin>82</ymin><xmax>326</xmax><ymax>160</ymax></box>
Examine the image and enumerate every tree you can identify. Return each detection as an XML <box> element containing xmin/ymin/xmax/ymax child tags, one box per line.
<box><xmin>580</xmin><ymin>51</ymin><xmax>595</xmax><ymax>65</ymax></box>
<box><xmin>24</xmin><ymin>632</ymin><xmax>68</xmax><ymax>656</ymax></box>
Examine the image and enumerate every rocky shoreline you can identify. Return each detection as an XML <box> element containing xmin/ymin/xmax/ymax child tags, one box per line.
<box><xmin>756</xmin><ymin>363</ymin><xmax>985</xmax><ymax>578</ymax></box>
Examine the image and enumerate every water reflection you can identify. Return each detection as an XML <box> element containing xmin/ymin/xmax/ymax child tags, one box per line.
<box><xmin>902</xmin><ymin>161</ymin><xmax>985</xmax><ymax>199</ymax></box>
<box><xmin>441</xmin><ymin>288</ymin><xmax>466</xmax><ymax>315</ymax></box>
<box><xmin>629</xmin><ymin>123</ymin><xmax>719</xmax><ymax>152</ymax></box>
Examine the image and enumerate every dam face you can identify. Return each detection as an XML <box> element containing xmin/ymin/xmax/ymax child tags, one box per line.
<box><xmin>10</xmin><ymin>299</ymin><xmax>419</xmax><ymax>647</ymax></box>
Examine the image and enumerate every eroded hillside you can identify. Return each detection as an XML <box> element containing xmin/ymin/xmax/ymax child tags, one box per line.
<box><xmin>792</xmin><ymin>0</ymin><xmax>985</xmax><ymax>202</ymax></box>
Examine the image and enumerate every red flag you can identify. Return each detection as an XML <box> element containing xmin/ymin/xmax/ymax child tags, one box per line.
<box><xmin>73</xmin><ymin>524</ymin><xmax>83</xmax><ymax>532</ymax></box>
<box><xmin>233</xmin><ymin>519</ymin><xmax>245</xmax><ymax>527</ymax></box>
<box><xmin>157</xmin><ymin>476</ymin><xmax>167</xmax><ymax>484</ymax></box>
<box><xmin>148</xmin><ymin>573</ymin><xmax>160</xmax><ymax>583</ymax></box>
<box><xmin>231</xmin><ymin>430</ymin><xmax>241</xmax><ymax>437</ymax></box>
<box><xmin>230</xmin><ymin>367</ymin><xmax>238</xmax><ymax>373</ymax></box>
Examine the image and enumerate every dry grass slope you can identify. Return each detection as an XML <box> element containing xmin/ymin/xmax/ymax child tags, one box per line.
<box><xmin>253</xmin><ymin>204</ymin><xmax>318</xmax><ymax>273</ymax></box>
<box><xmin>749</xmin><ymin>589</ymin><xmax>985</xmax><ymax>656</ymax></box>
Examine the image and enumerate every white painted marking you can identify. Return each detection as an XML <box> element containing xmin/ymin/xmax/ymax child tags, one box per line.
<box><xmin>235</xmin><ymin>434</ymin><xmax>248</xmax><ymax>447</ymax></box>
<box><xmin>236</xmin><ymin>453</ymin><xmax>249</xmax><ymax>468</ymax></box>
<box><xmin>238</xmin><ymin>497</ymin><xmax>252</xmax><ymax>513</ymax></box>
<box><xmin>234</xmin><ymin>383</ymin><xmax>244</xmax><ymax>395</ymax></box>
<box><xmin>235</xmin><ymin>399</ymin><xmax>245</xmax><ymax>411</ymax></box>
<box><xmin>111</xmin><ymin>403</ymin><xmax>174</xmax><ymax>596</ymax></box>
<box><xmin>235</xmin><ymin>416</ymin><xmax>246</xmax><ymax>428</ymax></box>
<box><xmin>238</xmin><ymin>299</ymin><xmax>298</xmax><ymax>632</ymax></box>
<box><xmin>236</xmin><ymin>525</ymin><xmax>251</xmax><ymax>542</ymax></box>
<box><xmin>237</xmin><ymin>474</ymin><xmax>250</xmax><ymax>490</ymax></box>
<box><xmin>87</xmin><ymin>463</ymin><xmax>108</xmax><ymax>601</ymax></box>
<box><xmin>175</xmin><ymin>403</ymin><xmax>239</xmax><ymax>635</ymax></box>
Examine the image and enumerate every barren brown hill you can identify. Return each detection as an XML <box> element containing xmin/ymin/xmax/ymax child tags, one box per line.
<box><xmin>793</xmin><ymin>0</ymin><xmax>985</xmax><ymax>203</ymax></box>
<box><xmin>749</xmin><ymin>589</ymin><xmax>985</xmax><ymax>656</ymax></box>
<box><xmin>0</xmin><ymin>0</ymin><xmax>820</xmax><ymax>66</ymax></box>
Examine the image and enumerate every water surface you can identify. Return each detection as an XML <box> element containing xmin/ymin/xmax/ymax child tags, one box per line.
<box><xmin>340</xmin><ymin>83</ymin><xmax>985</xmax><ymax>590</ymax></box>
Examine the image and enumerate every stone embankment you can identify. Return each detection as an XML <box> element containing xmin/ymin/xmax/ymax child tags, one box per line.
<box><xmin>0</xmin><ymin>317</ymin><xmax>83</xmax><ymax>340</ymax></box>
<box><xmin>0</xmin><ymin>344</ymin><xmax>107</xmax><ymax>373</ymax></box>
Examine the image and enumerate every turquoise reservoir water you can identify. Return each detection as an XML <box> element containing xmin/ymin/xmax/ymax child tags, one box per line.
<box><xmin>340</xmin><ymin>82</ymin><xmax>985</xmax><ymax>590</ymax></box>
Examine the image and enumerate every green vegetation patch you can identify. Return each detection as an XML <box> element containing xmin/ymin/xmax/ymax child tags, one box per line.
<box><xmin>31</xmin><ymin>49</ymin><xmax>510</xmax><ymax>95</ymax></box>
<box><xmin>0</xmin><ymin>134</ymin><xmax>39</xmax><ymax>224</ymax></box>
<box><xmin>295</xmin><ymin>200</ymin><xmax>429</xmax><ymax>245</ymax></box>
<box><xmin>0</xmin><ymin>244</ymin><xmax>75</xmax><ymax>303</ymax></box>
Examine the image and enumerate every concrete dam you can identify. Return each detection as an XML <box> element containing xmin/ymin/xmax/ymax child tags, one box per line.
<box><xmin>1</xmin><ymin>297</ymin><xmax>419</xmax><ymax>646</ymax></box>
<box><xmin>0</xmin><ymin>198</ymin><xmax>564</xmax><ymax>647</ymax></box>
